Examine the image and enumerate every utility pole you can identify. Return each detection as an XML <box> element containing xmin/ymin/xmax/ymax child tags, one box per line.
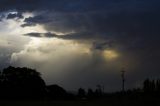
<box><xmin>121</xmin><ymin>68</ymin><xmax>125</xmax><ymax>93</ymax></box>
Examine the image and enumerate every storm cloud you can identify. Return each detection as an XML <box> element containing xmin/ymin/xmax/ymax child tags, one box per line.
<box><xmin>24</xmin><ymin>32</ymin><xmax>57</xmax><ymax>38</ymax></box>
<box><xmin>16</xmin><ymin>0</ymin><xmax>160</xmax><ymax>51</ymax></box>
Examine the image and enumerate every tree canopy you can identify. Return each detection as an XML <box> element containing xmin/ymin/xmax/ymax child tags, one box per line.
<box><xmin>0</xmin><ymin>66</ymin><xmax>46</xmax><ymax>99</ymax></box>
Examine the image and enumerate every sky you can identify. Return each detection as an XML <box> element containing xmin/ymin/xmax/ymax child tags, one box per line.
<box><xmin>0</xmin><ymin>0</ymin><xmax>160</xmax><ymax>92</ymax></box>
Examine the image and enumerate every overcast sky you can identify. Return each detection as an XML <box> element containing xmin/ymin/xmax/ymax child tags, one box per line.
<box><xmin>0</xmin><ymin>0</ymin><xmax>160</xmax><ymax>92</ymax></box>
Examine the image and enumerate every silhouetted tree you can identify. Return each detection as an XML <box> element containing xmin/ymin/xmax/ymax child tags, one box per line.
<box><xmin>0</xmin><ymin>66</ymin><xmax>46</xmax><ymax>99</ymax></box>
<box><xmin>46</xmin><ymin>84</ymin><xmax>67</xmax><ymax>99</ymax></box>
<box><xmin>78</xmin><ymin>88</ymin><xmax>86</xmax><ymax>99</ymax></box>
<box><xmin>156</xmin><ymin>80</ymin><xmax>160</xmax><ymax>92</ymax></box>
<box><xmin>154</xmin><ymin>79</ymin><xmax>160</xmax><ymax>97</ymax></box>
<box><xmin>143</xmin><ymin>79</ymin><xmax>155</xmax><ymax>93</ymax></box>
<box><xmin>94</xmin><ymin>85</ymin><xmax>103</xmax><ymax>97</ymax></box>
<box><xmin>87</xmin><ymin>88</ymin><xmax>94</xmax><ymax>98</ymax></box>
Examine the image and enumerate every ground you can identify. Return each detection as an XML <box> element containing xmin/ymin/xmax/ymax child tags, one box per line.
<box><xmin>0</xmin><ymin>98</ymin><xmax>160</xmax><ymax>106</ymax></box>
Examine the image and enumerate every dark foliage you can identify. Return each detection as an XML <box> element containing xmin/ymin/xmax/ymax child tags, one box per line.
<box><xmin>142</xmin><ymin>78</ymin><xmax>160</xmax><ymax>97</ymax></box>
<box><xmin>0</xmin><ymin>66</ymin><xmax>160</xmax><ymax>101</ymax></box>
<box><xmin>0</xmin><ymin>66</ymin><xmax>46</xmax><ymax>99</ymax></box>
<box><xmin>77</xmin><ymin>88</ymin><xmax>86</xmax><ymax>99</ymax></box>
<box><xmin>87</xmin><ymin>89</ymin><xmax>94</xmax><ymax>98</ymax></box>
<box><xmin>46</xmin><ymin>84</ymin><xmax>68</xmax><ymax>99</ymax></box>
<box><xmin>0</xmin><ymin>66</ymin><xmax>75</xmax><ymax>100</ymax></box>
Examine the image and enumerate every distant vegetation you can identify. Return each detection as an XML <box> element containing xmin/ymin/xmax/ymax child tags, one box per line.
<box><xmin>0</xmin><ymin>66</ymin><xmax>160</xmax><ymax>100</ymax></box>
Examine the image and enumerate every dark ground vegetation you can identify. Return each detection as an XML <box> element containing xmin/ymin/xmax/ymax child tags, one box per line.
<box><xmin>0</xmin><ymin>66</ymin><xmax>160</xmax><ymax>106</ymax></box>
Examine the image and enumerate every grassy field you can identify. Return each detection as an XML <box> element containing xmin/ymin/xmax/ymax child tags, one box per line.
<box><xmin>0</xmin><ymin>98</ymin><xmax>160</xmax><ymax>106</ymax></box>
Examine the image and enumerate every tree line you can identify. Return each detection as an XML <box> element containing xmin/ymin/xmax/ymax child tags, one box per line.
<box><xmin>0</xmin><ymin>66</ymin><xmax>104</xmax><ymax>99</ymax></box>
<box><xmin>0</xmin><ymin>66</ymin><xmax>160</xmax><ymax>100</ymax></box>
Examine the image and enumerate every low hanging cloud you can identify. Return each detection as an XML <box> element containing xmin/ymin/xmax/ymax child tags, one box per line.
<box><xmin>24</xmin><ymin>32</ymin><xmax>58</xmax><ymax>38</ymax></box>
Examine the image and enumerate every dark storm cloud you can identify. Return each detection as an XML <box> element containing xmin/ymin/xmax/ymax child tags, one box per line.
<box><xmin>0</xmin><ymin>0</ymin><xmax>125</xmax><ymax>12</ymax></box>
<box><xmin>0</xmin><ymin>0</ymin><xmax>39</xmax><ymax>12</ymax></box>
<box><xmin>92</xmin><ymin>41</ymin><xmax>115</xmax><ymax>50</ymax></box>
<box><xmin>24</xmin><ymin>32</ymin><xmax>96</xmax><ymax>39</ymax></box>
<box><xmin>24</xmin><ymin>32</ymin><xmax>57</xmax><ymax>38</ymax></box>
<box><xmin>1</xmin><ymin>0</ymin><xmax>160</xmax><ymax>42</ymax></box>
<box><xmin>21</xmin><ymin>23</ymin><xmax>36</xmax><ymax>27</ymax></box>
<box><xmin>18</xmin><ymin>0</ymin><xmax>160</xmax><ymax>39</ymax></box>
<box><xmin>22</xmin><ymin>15</ymin><xmax>51</xmax><ymax>27</ymax></box>
<box><xmin>24</xmin><ymin>33</ymin><xmax>42</xmax><ymax>37</ymax></box>
<box><xmin>7</xmin><ymin>12</ymin><xmax>23</xmax><ymax>19</ymax></box>
<box><xmin>0</xmin><ymin>0</ymin><xmax>100</xmax><ymax>12</ymax></box>
<box><xmin>20</xmin><ymin>0</ymin><xmax>160</xmax><ymax>67</ymax></box>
